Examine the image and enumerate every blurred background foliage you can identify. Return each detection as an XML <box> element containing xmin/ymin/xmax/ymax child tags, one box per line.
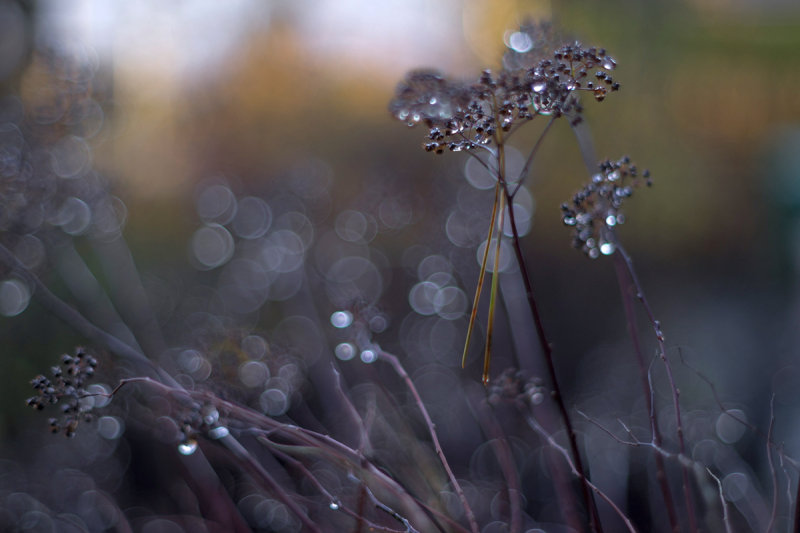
<box><xmin>2</xmin><ymin>0</ymin><xmax>800</xmax><ymax>529</ymax></box>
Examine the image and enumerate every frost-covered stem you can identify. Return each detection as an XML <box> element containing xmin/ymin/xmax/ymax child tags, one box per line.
<box><xmin>614</xmin><ymin>244</ymin><xmax>697</xmax><ymax>532</ymax></box>
<box><xmin>378</xmin><ymin>350</ymin><xmax>480</xmax><ymax>533</ymax></box>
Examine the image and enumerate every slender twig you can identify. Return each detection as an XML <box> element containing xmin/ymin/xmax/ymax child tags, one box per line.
<box><xmin>707</xmin><ymin>469</ymin><xmax>734</xmax><ymax>533</ymax></box>
<box><xmin>766</xmin><ymin>395</ymin><xmax>779</xmax><ymax>533</ymax></box>
<box><xmin>363</xmin><ymin>485</ymin><xmax>421</xmax><ymax>533</ymax></box>
<box><xmin>611</xmin><ymin>250</ymin><xmax>679</xmax><ymax>532</ymax></box>
<box><xmin>266</xmin><ymin>444</ymin><xmax>409</xmax><ymax>533</ymax></box>
<box><xmin>217</xmin><ymin>431</ymin><xmax>323</xmax><ymax>533</ymax></box>
<box><xmin>522</xmin><ymin>409</ymin><xmax>637</xmax><ymax>533</ymax></box>
<box><xmin>502</xmin><ymin>184</ymin><xmax>600</xmax><ymax>531</ymax></box>
<box><xmin>509</xmin><ymin>117</ymin><xmax>556</xmax><ymax>198</ymax></box>
<box><xmin>614</xmin><ymin>243</ymin><xmax>697</xmax><ymax>532</ymax></box>
<box><xmin>106</xmin><ymin>376</ymin><xmax>446</xmax><ymax>531</ymax></box>
<box><xmin>0</xmin><ymin>242</ymin><xmax>167</xmax><ymax>381</ymax></box>
<box><xmin>467</xmin><ymin>391</ymin><xmax>523</xmax><ymax>533</ymax></box>
<box><xmin>378</xmin><ymin>350</ymin><xmax>480</xmax><ymax>533</ymax></box>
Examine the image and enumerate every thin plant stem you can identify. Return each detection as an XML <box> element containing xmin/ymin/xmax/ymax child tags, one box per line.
<box><xmin>509</xmin><ymin>117</ymin><xmax>556</xmax><ymax>198</ymax></box>
<box><xmin>523</xmin><ymin>409</ymin><xmax>637</xmax><ymax>533</ymax></box>
<box><xmin>462</xmin><ymin>181</ymin><xmax>501</xmax><ymax>369</ymax></box>
<box><xmin>0</xmin><ymin>242</ymin><xmax>166</xmax><ymax>381</ymax></box>
<box><xmin>614</xmin><ymin>243</ymin><xmax>697</xmax><ymax>532</ymax></box>
<box><xmin>216</xmin><ymin>431</ymin><xmax>323</xmax><ymax>533</ymax></box>
<box><xmin>378</xmin><ymin>350</ymin><xmax>480</xmax><ymax>533</ymax></box>
<box><xmin>502</xmin><ymin>183</ymin><xmax>601</xmax><ymax>532</ymax></box>
<box><xmin>467</xmin><ymin>388</ymin><xmax>523</xmax><ymax>533</ymax></box>
<box><xmin>483</xmin><ymin>191</ymin><xmax>506</xmax><ymax>385</ymax></box>
<box><xmin>707</xmin><ymin>469</ymin><xmax>734</xmax><ymax>533</ymax></box>
<box><xmin>611</xmin><ymin>250</ymin><xmax>679</xmax><ymax>532</ymax></box>
<box><xmin>766</xmin><ymin>395</ymin><xmax>778</xmax><ymax>533</ymax></box>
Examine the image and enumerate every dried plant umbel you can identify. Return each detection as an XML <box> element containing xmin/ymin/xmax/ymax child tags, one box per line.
<box><xmin>561</xmin><ymin>155</ymin><xmax>652</xmax><ymax>259</ymax></box>
<box><xmin>390</xmin><ymin>34</ymin><xmax>620</xmax><ymax>386</ymax></box>
<box><xmin>390</xmin><ymin>28</ymin><xmax>625</xmax><ymax>532</ymax></box>
<box><xmin>26</xmin><ymin>347</ymin><xmax>99</xmax><ymax>437</ymax></box>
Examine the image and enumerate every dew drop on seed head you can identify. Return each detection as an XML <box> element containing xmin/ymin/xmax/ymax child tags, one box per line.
<box><xmin>178</xmin><ymin>439</ymin><xmax>198</xmax><ymax>455</ymax></box>
<box><xmin>602</xmin><ymin>57</ymin><xmax>617</xmax><ymax>70</ymax></box>
<box><xmin>360</xmin><ymin>349</ymin><xmax>378</xmax><ymax>363</ymax></box>
<box><xmin>330</xmin><ymin>310</ymin><xmax>353</xmax><ymax>328</ymax></box>
<box><xmin>329</xmin><ymin>502</ymin><xmax>340</xmax><ymax>510</ymax></box>
<box><xmin>335</xmin><ymin>342</ymin><xmax>356</xmax><ymax>361</ymax></box>
<box><xmin>599</xmin><ymin>241</ymin><xmax>615</xmax><ymax>255</ymax></box>
<box><xmin>208</xmin><ymin>426</ymin><xmax>230</xmax><ymax>439</ymax></box>
<box><xmin>605</xmin><ymin>214</ymin><xmax>617</xmax><ymax>226</ymax></box>
<box><xmin>532</xmin><ymin>81</ymin><xmax>546</xmax><ymax>93</ymax></box>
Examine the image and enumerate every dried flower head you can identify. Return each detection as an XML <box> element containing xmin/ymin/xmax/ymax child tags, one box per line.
<box><xmin>390</xmin><ymin>31</ymin><xmax>619</xmax><ymax>154</ymax></box>
<box><xmin>26</xmin><ymin>347</ymin><xmax>99</xmax><ymax>437</ymax></box>
<box><xmin>561</xmin><ymin>156</ymin><xmax>651</xmax><ymax>258</ymax></box>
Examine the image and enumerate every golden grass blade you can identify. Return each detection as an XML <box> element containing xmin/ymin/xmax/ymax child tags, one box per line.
<box><xmin>461</xmin><ymin>181</ymin><xmax>501</xmax><ymax>369</ymax></box>
<box><xmin>483</xmin><ymin>192</ymin><xmax>506</xmax><ymax>385</ymax></box>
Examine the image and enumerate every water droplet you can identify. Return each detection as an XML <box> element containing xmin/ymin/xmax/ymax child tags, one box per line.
<box><xmin>335</xmin><ymin>342</ymin><xmax>356</xmax><ymax>361</ymax></box>
<box><xmin>411</xmin><ymin>113</ymin><xmax>421</xmax><ymax>123</ymax></box>
<box><xmin>178</xmin><ymin>439</ymin><xmax>198</xmax><ymax>455</ymax></box>
<box><xmin>510</xmin><ymin>31</ymin><xmax>534</xmax><ymax>53</ymax></box>
<box><xmin>532</xmin><ymin>81</ymin><xmax>546</xmax><ymax>93</ymax></box>
<box><xmin>588</xmin><ymin>248</ymin><xmax>600</xmax><ymax>259</ymax></box>
<box><xmin>208</xmin><ymin>426</ymin><xmax>230</xmax><ymax>439</ymax></box>
<box><xmin>608</xmin><ymin>170</ymin><xmax>621</xmax><ymax>181</ymax></box>
<box><xmin>202</xmin><ymin>407</ymin><xmax>219</xmax><ymax>426</ymax></box>
<box><xmin>330</xmin><ymin>310</ymin><xmax>353</xmax><ymax>328</ymax></box>
<box><xmin>360</xmin><ymin>349</ymin><xmax>378</xmax><ymax>364</ymax></box>
<box><xmin>429</xmin><ymin>97</ymin><xmax>438</xmax><ymax>105</ymax></box>
<box><xmin>602</xmin><ymin>57</ymin><xmax>617</xmax><ymax>70</ymax></box>
<box><xmin>329</xmin><ymin>502</ymin><xmax>340</xmax><ymax>510</ymax></box>
<box><xmin>563</xmin><ymin>216</ymin><xmax>576</xmax><ymax>226</ymax></box>
<box><xmin>397</xmin><ymin>110</ymin><xmax>409</xmax><ymax>120</ymax></box>
<box><xmin>599</xmin><ymin>242</ymin><xmax>615</xmax><ymax>255</ymax></box>
<box><xmin>605</xmin><ymin>214</ymin><xmax>617</xmax><ymax>227</ymax></box>
<box><xmin>0</xmin><ymin>278</ymin><xmax>30</xmax><ymax>317</ymax></box>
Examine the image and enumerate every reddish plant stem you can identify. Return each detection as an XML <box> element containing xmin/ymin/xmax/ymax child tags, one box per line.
<box><xmin>502</xmin><ymin>186</ymin><xmax>602</xmax><ymax>533</ymax></box>
<box><xmin>612</xmin><ymin>251</ymin><xmax>679</xmax><ymax>532</ymax></box>
<box><xmin>614</xmin><ymin>244</ymin><xmax>697</xmax><ymax>533</ymax></box>
<box><xmin>378</xmin><ymin>350</ymin><xmax>480</xmax><ymax>533</ymax></box>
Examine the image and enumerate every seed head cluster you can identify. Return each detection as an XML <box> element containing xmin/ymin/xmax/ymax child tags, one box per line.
<box><xmin>561</xmin><ymin>156</ymin><xmax>652</xmax><ymax>258</ymax></box>
<box><xmin>26</xmin><ymin>347</ymin><xmax>98</xmax><ymax>437</ymax></box>
<box><xmin>390</xmin><ymin>36</ymin><xmax>619</xmax><ymax>154</ymax></box>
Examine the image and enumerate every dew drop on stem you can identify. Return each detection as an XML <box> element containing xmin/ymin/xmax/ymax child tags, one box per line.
<box><xmin>178</xmin><ymin>439</ymin><xmax>198</xmax><ymax>455</ymax></box>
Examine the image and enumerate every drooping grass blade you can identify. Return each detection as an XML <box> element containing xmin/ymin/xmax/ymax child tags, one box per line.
<box><xmin>483</xmin><ymin>192</ymin><xmax>506</xmax><ymax>385</ymax></box>
<box><xmin>461</xmin><ymin>181</ymin><xmax>501</xmax><ymax>369</ymax></box>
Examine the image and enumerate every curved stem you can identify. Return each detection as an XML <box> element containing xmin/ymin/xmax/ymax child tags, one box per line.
<box><xmin>614</xmin><ymin>244</ymin><xmax>697</xmax><ymax>532</ymax></box>
<box><xmin>379</xmin><ymin>350</ymin><xmax>480</xmax><ymax>533</ymax></box>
